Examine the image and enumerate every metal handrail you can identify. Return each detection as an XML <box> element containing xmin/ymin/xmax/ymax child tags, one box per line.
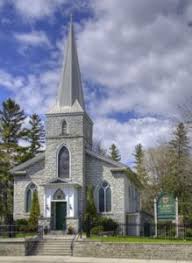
<box><xmin>71</xmin><ymin>232</ymin><xmax>80</xmax><ymax>256</ymax></box>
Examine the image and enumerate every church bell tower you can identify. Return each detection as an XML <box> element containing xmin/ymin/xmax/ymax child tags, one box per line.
<box><xmin>44</xmin><ymin>18</ymin><xmax>93</xmax><ymax>225</ymax></box>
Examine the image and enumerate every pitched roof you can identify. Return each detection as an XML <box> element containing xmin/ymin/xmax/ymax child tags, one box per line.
<box><xmin>86</xmin><ymin>149</ymin><xmax>128</xmax><ymax>169</ymax></box>
<box><xmin>48</xmin><ymin>18</ymin><xmax>85</xmax><ymax>114</ymax></box>
<box><xmin>10</xmin><ymin>152</ymin><xmax>45</xmax><ymax>174</ymax></box>
<box><xmin>42</xmin><ymin>177</ymin><xmax>81</xmax><ymax>187</ymax></box>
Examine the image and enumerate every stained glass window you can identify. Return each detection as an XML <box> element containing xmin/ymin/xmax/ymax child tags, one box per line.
<box><xmin>58</xmin><ymin>146</ymin><xmax>69</xmax><ymax>178</ymax></box>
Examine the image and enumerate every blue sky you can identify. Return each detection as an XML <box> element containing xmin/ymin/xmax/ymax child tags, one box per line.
<box><xmin>0</xmin><ymin>0</ymin><xmax>192</xmax><ymax>163</ymax></box>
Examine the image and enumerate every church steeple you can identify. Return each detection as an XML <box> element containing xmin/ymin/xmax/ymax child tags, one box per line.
<box><xmin>49</xmin><ymin>18</ymin><xmax>85</xmax><ymax>113</ymax></box>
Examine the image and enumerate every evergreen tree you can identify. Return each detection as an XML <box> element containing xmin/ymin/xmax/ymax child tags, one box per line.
<box><xmin>134</xmin><ymin>144</ymin><xmax>148</xmax><ymax>185</ymax></box>
<box><xmin>133</xmin><ymin>144</ymin><xmax>150</xmax><ymax>212</ymax></box>
<box><xmin>0</xmin><ymin>98</ymin><xmax>26</xmax><ymax>165</ymax></box>
<box><xmin>168</xmin><ymin>122</ymin><xmax>192</xmax><ymax>221</ymax></box>
<box><xmin>29</xmin><ymin>191</ymin><xmax>40</xmax><ymax>231</ymax></box>
<box><xmin>84</xmin><ymin>185</ymin><xmax>97</xmax><ymax>237</ymax></box>
<box><xmin>0</xmin><ymin>99</ymin><xmax>26</xmax><ymax>223</ymax></box>
<box><xmin>22</xmin><ymin>114</ymin><xmax>45</xmax><ymax>161</ymax></box>
<box><xmin>109</xmin><ymin>144</ymin><xmax>121</xmax><ymax>161</ymax></box>
<box><xmin>28</xmin><ymin>114</ymin><xmax>45</xmax><ymax>156</ymax></box>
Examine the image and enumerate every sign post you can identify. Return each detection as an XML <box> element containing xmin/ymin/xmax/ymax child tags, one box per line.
<box><xmin>155</xmin><ymin>193</ymin><xmax>177</xmax><ymax>238</ymax></box>
<box><xmin>175</xmin><ymin>197</ymin><xmax>179</xmax><ymax>238</ymax></box>
<box><xmin>154</xmin><ymin>198</ymin><xmax>157</xmax><ymax>237</ymax></box>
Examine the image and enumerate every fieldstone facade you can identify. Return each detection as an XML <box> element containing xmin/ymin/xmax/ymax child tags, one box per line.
<box><xmin>11</xmin><ymin>20</ymin><xmax>142</xmax><ymax>234</ymax></box>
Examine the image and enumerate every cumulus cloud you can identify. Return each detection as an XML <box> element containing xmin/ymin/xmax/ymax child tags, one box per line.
<box><xmin>8</xmin><ymin>0</ymin><xmax>91</xmax><ymax>21</ymax></box>
<box><xmin>77</xmin><ymin>0</ymin><xmax>192</xmax><ymax>119</ymax></box>
<box><xmin>0</xmin><ymin>69</ymin><xmax>59</xmax><ymax>114</ymax></box>
<box><xmin>94</xmin><ymin>116</ymin><xmax>173</xmax><ymax>163</ymax></box>
<box><xmin>14</xmin><ymin>31</ymin><xmax>51</xmax><ymax>47</ymax></box>
<box><xmin>10</xmin><ymin>0</ymin><xmax>65</xmax><ymax>20</ymax></box>
<box><xmin>1</xmin><ymin>0</ymin><xmax>192</xmax><ymax>163</ymax></box>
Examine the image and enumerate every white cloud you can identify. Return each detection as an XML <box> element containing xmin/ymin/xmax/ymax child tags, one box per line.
<box><xmin>94</xmin><ymin>116</ymin><xmax>173</xmax><ymax>163</ymax></box>
<box><xmin>9</xmin><ymin>0</ymin><xmax>91</xmax><ymax>21</ymax></box>
<box><xmin>0</xmin><ymin>69</ymin><xmax>59</xmax><ymax>114</ymax></box>
<box><xmin>2</xmin><ymin>0</ymin><xmax>192</xmax><ymax>163</ymax></box>
<box><xmin>14</xmin><ymin>31</ymin><xmax>51</xmax><ymax>47</ymax></box>
<box><xmin>11</xmin><ymin>0</ymin><xmax>64</xmax><ymax>20</ymax></box>
<box><xmin>77</xmin><ymin>0</ymin><xmax>192</xmax><ymax>119</ymax></box>
<box><xmin>0</xmin><ymin>70</ymin><xmax>25</xmax><ymax>90</ymax></box>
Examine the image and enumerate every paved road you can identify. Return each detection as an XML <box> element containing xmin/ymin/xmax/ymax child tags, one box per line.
<box><xmin>0</xmin><ymin>257</ymin><xmax>190</xmax><ymax>263</ymax></box>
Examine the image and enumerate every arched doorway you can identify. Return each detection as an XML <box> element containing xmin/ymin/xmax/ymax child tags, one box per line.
<box><xmin>51</xmin><ymin>189</ymin><xmax>67</xmax><ymax>231</ymax></box>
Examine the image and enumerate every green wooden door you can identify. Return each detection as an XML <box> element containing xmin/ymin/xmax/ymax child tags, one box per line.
<box><xmin>56</xmin><ymin>202</ymin><xmax>67</xmax><ymax>230</ymax></box>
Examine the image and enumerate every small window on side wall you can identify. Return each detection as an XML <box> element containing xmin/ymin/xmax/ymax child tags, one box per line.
<box><xmin>61</xmin><ymin>120</ymin><xmax>67</xmax><ymax>135</ymax></box>
<box><xmin>25</xmin><ymin>183</ymin><xmax>37</xmax><ymax>213</ymax></box>
<box><xmin>98</xmin><ymin>181</ymin><xmax>111</xmax><ymax>213</ymax></box>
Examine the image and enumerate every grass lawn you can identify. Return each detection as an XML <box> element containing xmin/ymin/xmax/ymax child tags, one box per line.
<box><xmin>90</xmin><ymin>236</ymin><xmax>192</xmax><ymax>244</ymax></box>
<box><xmin>15</xmin><ymin>233</ymin><xmax>36</xmax><ymax>238</ymax></box>
<box><xmin>0</xmin><ymin>233</ymin><xmax>36</xmax><ymax>239</ymax></box>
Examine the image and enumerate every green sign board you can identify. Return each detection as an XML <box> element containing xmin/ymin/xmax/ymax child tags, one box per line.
<box><xmin>157</xmin><ymin>193</ymin><xmax>176</xmax><ymax>221</ymax></box>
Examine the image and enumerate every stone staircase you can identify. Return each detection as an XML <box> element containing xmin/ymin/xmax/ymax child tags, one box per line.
<box><xmin>34</xmin><ymin>235</ymin><xmax>74</xmax><ymax>256</ymax></box>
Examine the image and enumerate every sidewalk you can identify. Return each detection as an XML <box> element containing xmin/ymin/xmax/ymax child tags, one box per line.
<box><xmin>0</xmin><ymin>256</ymin><xmax>190</xmax><ymax>263</ymax></box>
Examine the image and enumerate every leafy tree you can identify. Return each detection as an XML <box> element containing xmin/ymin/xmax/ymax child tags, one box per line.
<box><xmin>109</xmin><ymin>143</ymin><xmax>121</xmax><ymax>161</ymax></box>
<box><xmin>29</xmin><ymin>191</ymin><xmax>40</xmax><ymax>231</ymax></box>
<box><xmin>84</xmin><ymin>185</ymin><xmax>97</xmax><ymax>237</ymax></box>
<box><xmin>142</xmin><ymin>145</ymin><xmax>169</xmax><ymax>214</ymax></box>
<box><xmin>144</xmin><ymin>123</ymin><xmax>192</xmax><ymax>220</ymax></box>
<box><xmin>92</xmin><ymin>139</ymin><xmax>107</xmax><ymax>156</ymax></box>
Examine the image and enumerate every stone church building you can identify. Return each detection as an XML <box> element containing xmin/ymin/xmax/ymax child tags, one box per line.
<box><xmin>11</xmin><ymin>21</ymin><xmax>141</xmax><ymax>234</ymax></box>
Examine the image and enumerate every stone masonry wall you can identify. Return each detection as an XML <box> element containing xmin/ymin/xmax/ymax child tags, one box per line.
<box><xmin>74</xmin><ymin>240</ymin><xmax>192</xmax><ymax>260</ymax></box>
<box><xmin>0</xmin><ymin>239</ymin><xmax>25</xmax><ymax>256</ymax></box>
<box><xmin>45</xmin><ymin>112</ymin><xmax>89</xmax><ymax>216</ymax></box>
<box><xmin>14</xmin><ymin>159</ymin><xmax>45</xmax><ymax>220</ymax></box>
<box><xmin>85</xmin><ymin>154</ymin><xmax>126</xmax><ymax>225</ymax></box>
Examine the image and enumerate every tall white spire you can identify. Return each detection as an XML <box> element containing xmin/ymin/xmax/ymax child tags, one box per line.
<box><xmin>50</xmin><ymin>17</ymin><xmax>85</xmax><ymax>113</ymax></box>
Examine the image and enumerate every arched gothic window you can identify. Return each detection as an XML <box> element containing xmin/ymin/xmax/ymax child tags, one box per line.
<box><xmin>61</xmin><ymin>120</ymin><xmax>67</xmax><ymax>135</ymax></box>
<box><xmin>25</xmin><ymin>183</ymin><xmax>37</xmax><ymax>212</ymax></box>
<box><xmin>98</xmin><ymin>181</ymin><xmax>111</xmax><ymax>212</ymax></box>
<box><xmin>58</xmin><ymin>146</ymin><xmax>70</xmax><ymax>178</ymax></box>
<box><xmin>53</xmin><ymin>189</ymin><xmax>65</xmax><ymax>200</ymax></box>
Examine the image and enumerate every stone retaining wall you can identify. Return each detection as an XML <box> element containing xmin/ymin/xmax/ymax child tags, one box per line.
<box><xmin>0</xmin><ymin>239</ymin><xmax>26</xmax><ymax>256</ymax></box>
<box><xmin>73</xmin><ymin>240</ymin><xmax>192</xmax><ymax>261</ymax></box>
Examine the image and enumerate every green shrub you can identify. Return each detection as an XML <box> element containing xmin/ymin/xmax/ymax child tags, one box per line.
<box><xmin>15</xmin><ymin>219</ymin><xmax>29</xmax><ymax>232</ymax></box>
<box><xmin>185</xmin><ymin>228</ymin><xmax>192</xmax><ymax>238</ymax></box>
<box><xmin>98</xmin><ymin>217</ymin><xmax>118</xmax><ymax>232</ymax></box>
<box><xmin>84</xmin><ymin>185</ymin><xmax>97</xmax><ymax>237</ymax></box>
<box><xmin>15</xmin><ymin>219</ymin><xmax>28</xmax><ymax>226</ymax></box>
<box><xmin>91</xmin><ymin>225</ymin><xmax>104</xmax><ymax>235</ymax></box>
<box><xmin>28</xmin><ymin>191</ymin><xmax>40</xmax><ymax>231</ymax></box>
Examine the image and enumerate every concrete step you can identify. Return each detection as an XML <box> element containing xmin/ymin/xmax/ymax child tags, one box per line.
<box><xmin>34</xmin><ymin>237</ymin><xmax>72</xmax><ymax>256</ymax></box>
<box><xmin>35</xmin><ymin>251</ymin><xmax>71</xmax><ymax>254</ymax></box>
<box><xmin>36</xmin><ymin>252</ymin><xmax>71</xmax><ymax>256</ymax></box>
<box><xmin>37</xmin><ymin>248</ymin><xmax>71</xmax><ymax>251</ymax></box>
<box><xmin>38</xmin><ymin>242</ymin><xmax>71</xmax><ymax>246</ymax></box>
